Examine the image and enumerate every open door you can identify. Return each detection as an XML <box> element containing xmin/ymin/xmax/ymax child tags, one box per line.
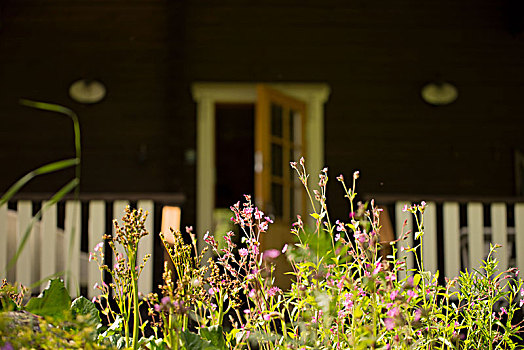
<box><xmin>255</xmin><ymin>85</ymin><xmax>307</xmax><ymax>287</ymax></box>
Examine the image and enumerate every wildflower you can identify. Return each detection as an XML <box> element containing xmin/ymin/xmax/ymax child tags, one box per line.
<box><xmin>390</xmin><ymin>290</ymin><xmax>399</xmax><ymax>301</ymax></box>
<box><xmin>387</xmin><ymin>307</ymin><xmax>400</xmax><ymax>318</ymax></box>
<box><xmin>520</xmin><ymin>298</ymin><xmax>524</xmax><ymax>307</ymax></box>
<box><xmin>259</xmin><ymin>221</ymin><xmax>268</xmax><ymax>232</ymax></box>
<box><xmin>282</xmin><ymin>244</ymin><xmax>288</xmax><ymax>253</ymax></box>
<box><xmin>386</xmin><ymin>273</ymin><xmax>396</xmax><ymax>282</ymax></box>
<box><xmin>243</xmin><ymin>309</ymin><xmax>250</xmax><ymax>314</ymax></box>
<box><xmin>384</xmin><ymin>318</ymin><xmax>395</xmax><ymax>330</ymax></box>
<box><xmin>254</xmin><ymin>208</ymin><xmax>264</xmax><ymax>220</ymax></box>
<box><xmin>263</xmin><ymin>313</ymin><xmax>271</xmax><ymax>321</ymax></box>
<box><xmin>335</xmin><ymin>233</ymin><xmax>340</xmax><ymax>242</ymax></box>
<box><xmin>373</xmin><ymin>261</ymin><xmax>382</xmax><ymax>275</ymax></box>
<box><xmin>414</xmin><ymin>309</ymin><xmax>422</xmax><ymax>322</ymax></box>
<box><xmin>268</xmin><ymin>286</ymin><xmax>281</xmax><ymax>297</ymax></box>
<box><xmin>263</xmin><ymin>249</ymin><xmax>280</xmax><ymax>260</ymax></box>
<box><xmin>239</xmin><ymin>248</ymin><xmax>248</xmax><ymax>257</ymax></box>
<box><xmin>94</xmin><ymin>242</ymin><xmax>104</xmax><ymax>252</ymax></box>
<box><xmin>407</xmin><ymin>290</ymin><xmax>418</xmax><ymax>302</ymax></box>
<box><xmin>208</xmin><ymin>287</ymin><xmax>216</xmax><ymax>295</ymax></box>
<box><xmin>93</xmin><ymin>282</ymin><xmax>99</xmax><ymax>290</ymax></box>
<box><xmin>353</xmin><ymin>171</ymin><xmax>359</xmax><ymax>180</ymax></box>
<box><xmin>500</xmin><ymin>306</ymin><xmax>507</xmax><ymax>315</ymax></box>
<box><xmin>88</xmin><ymin>252</ymin><xmax>94</xmax><ymax>262</ymax></box>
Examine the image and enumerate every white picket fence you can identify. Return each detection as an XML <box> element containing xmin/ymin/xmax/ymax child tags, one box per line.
<box><xmin>394</xmin><ymin>201</ymin><xmax>524</xmax><ymax>281</ymax></box>
<box><xmin>0</xmin><ymin>194</ymin><xmax>183</xmax><ymax>298</ymax></box>
<box><xmin>2</xmin><ymin>197</ymin><xmax>522</xmax><ymax>297</ymax></box>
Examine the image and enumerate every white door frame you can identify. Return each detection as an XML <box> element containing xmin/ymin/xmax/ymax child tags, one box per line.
<box><xmin>191</xmin><ymin>82</ymin><xmax>330</xmax><ymax>252</ymax></box>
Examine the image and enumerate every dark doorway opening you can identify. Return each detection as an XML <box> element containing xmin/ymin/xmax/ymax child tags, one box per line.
<box><xmin>215</xmin><ymin>104</ymin><xmax>255</xmax><ymax>208</ymax></box>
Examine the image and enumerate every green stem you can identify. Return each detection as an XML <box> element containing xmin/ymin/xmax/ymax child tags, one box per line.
<box><xmin>130</xmin><ymin>251</ymin><xmax>140</xmax><ymax>350</ymax></box>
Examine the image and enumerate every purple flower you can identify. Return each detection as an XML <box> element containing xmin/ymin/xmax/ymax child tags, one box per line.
<box><xmin>263</xmin><ymin>249</ymin><xmax>280</xmax><ymax>260</ymax></box>
<box><xmin>161</xmin><ymin>296</ymin><xmax>170</xmax><ymax>305</ymax></box>
<box><xmin>500</xmin><ymin>306</ymin><xmax>507</xmax><ymax>315</ymax></box>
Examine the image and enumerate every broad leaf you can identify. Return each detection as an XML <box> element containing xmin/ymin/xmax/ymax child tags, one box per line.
<box><xmin>24</xmin><ymin>278</ymin><xmax>71</xmax><ymax>320</ymax></box>
<box><xmin>200</xmin><ymin>325</ymin><xmax>227</xmax><ymax>350</ymax></box>
<box><xmin>71</xmin><ymin>296</ymin><xmax>101</xmax><ymax>326</ymax></box>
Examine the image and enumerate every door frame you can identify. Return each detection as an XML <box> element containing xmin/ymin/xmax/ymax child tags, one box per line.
<box><xmin>191</xmin><ymin>82</ymin><xmax>330</xmax><ymax>253</ymax></box>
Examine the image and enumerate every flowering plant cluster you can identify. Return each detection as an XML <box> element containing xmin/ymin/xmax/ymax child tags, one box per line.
<box><xmin>2</xmin><ymin>158</ymin><xmax>524</xmax><ymax>349</ymax></box>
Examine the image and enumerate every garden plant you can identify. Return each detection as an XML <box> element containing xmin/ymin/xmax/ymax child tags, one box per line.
<box><xmin>1</xmin><ymin>157</ymin><xmax>524</xmax><ymax>349</ymax></box>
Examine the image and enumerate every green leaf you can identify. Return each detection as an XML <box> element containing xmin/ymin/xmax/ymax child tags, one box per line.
<box><xmin>71</xmin><ymin>296</ymin><xmax>101</xmax><ymax>326</ymax></box>
<box><xmin>24</xmin><ymin>278</ymin><xmax>71</xmax><ymax>320</ymax></box>
<box><xmin>181</xmin><ymin>330</ymin><xmax>220</xmax><ymax>350</ymax></box>
<box><xmin>413</xmin><ymin>274</ymin><xmax>421</xmax><ymax>287</ymax></box>
<box><xmin>200</xmin><ymin>325</ymin><xmax>227</xmax><ymax>350</ymax></box>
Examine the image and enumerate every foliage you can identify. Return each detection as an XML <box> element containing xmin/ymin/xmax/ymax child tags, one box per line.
<box><xmin>2</xmin><ymin>157</ymin><xmax>524</xmax><ymax>349</ymax></box>
<box><xmin>1</xmin><ymin>100</ymin><xmax>81</xmax><ymax>292</ymax></box>
<box><xmin>0</xmin><ymin>278</ymin><xmax>109</xmax><ymax>349</ymax></box>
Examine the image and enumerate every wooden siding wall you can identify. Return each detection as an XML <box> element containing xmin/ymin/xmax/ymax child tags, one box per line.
<box><xmin>1</xmin><ymin>0</ymin><xmax>524</xmax><ymax>226</ymax></box>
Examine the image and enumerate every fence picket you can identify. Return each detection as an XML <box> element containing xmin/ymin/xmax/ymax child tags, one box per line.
<box><xmin>137</xmin><ymin>200</ymin><xmax>154</xmax><ymax>295</ymax></box>
<box><xmin>16</xmin><ymin>201</ymin><xmax>33</xmax><ymax>289</ymax></box>
<box><xmin>443</xmin><ymin>202</ymin><xmax>461</xmax><ymax>280</ymax></box>
<box><xmin>467</xmin><ymin>203</ymin><xmax>484</xmax><ymax>271</ymax></box>
<box><xmin>64</xmin><ymin>201</ymin><xmax>81</xmax><ymax>295</ymax></box>
<box><xmin>88</xmin><ymin>201</ymin><xmax>105</xmax><ymax>299</ymax></box>
<box><xmin>491</xmin><ymin>203</ymin><xmax>508</xmax><ymax>273</ymax></box>
<box><xmin>395</xmin><ymin>202</ymin><xmax>413</xmax><ymax>281</ymax></box>
<box><xmin>420</xmin><ymin>202</ymin><xmax>437</xmax><ymax>274</ymax></box>
<box><xmin>40</xmin><ymin>202</ymin><xmax>57</xmax><ymax>291</ymax></box>
<box><xmin>0</xmin><ymin>204</ymin><xmax>6</xmax><ymax>279</ymax></box>
<box><xmin>515</xmin><ymin>204</ymin><xmax>524</xmax><ymax>276</ymax></box>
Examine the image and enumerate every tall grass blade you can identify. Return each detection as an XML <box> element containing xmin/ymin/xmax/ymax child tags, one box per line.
<box><xmin>5</xmin><ymin>178</ymin><xmax>79</xmax><ymax>275</ymax></box>
<box><xmin>0</xmin><ymin>158</ymin><xmax>79</xmax><ymax>207</ymax></box>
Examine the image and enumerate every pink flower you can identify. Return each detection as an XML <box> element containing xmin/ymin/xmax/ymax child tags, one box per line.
<box><xmin>259</xmin><ymin>221</ymin><xmax>268</xmax><ymax>232</ymax></box>
<box><xmin>263</xmin><ymin>314</ymin><xmax>271</xmax><ymax>321</ymax></box>
<box><xmin>254</xmin><ymin>208</ymin><xmax>264</xmax><ymax>220</ymax></box>
<box><xmin>268</xmin><ymin>286</ymin><xmax>281</xmax><ymax>297</ymax></box>
<box><xmin>373</xmin><ymin>261</ymin><xmax>382</xmax><ymax>275</ymax></box>
<box><xmin>263</xmin><ymin>249</ymin><xmax>280</xmax><ymax>260</ymax></box>
<box><xmin>414</xmin><ymin>309</ymin><xmax>422</xmax><ymax>321</ymax></box>
<box><xmin>239</xmin><ymin>248</ymin><xmax>248</xmax><ymax>257</ymax></box>
<box><xmin>390</xmin><ymin>290</ymin><xmax>399</xmax><ymax>301</ymax></box>
<box><xmin>384</xmin><ymin>318</ymin><xmax>395</xmax><ymax>330</ymax></box>
<box><xmin>407</xmin><ymin>290</ymin><xmax>418</xmax><ymax>302</ymax></box>
<box><xmin>282</xmin><ymin>244</ymin><xmax>288</xmax><ymax>254</ymax></box>
<box><xmin>94</xmin><ymin>242</ymin><xmax>104</xmax><ymax>252</ymax></box>
<box><xmin>387</xmin><ymin>307</ymin><xmax>400</xmax><ymax>318</ymax></box>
